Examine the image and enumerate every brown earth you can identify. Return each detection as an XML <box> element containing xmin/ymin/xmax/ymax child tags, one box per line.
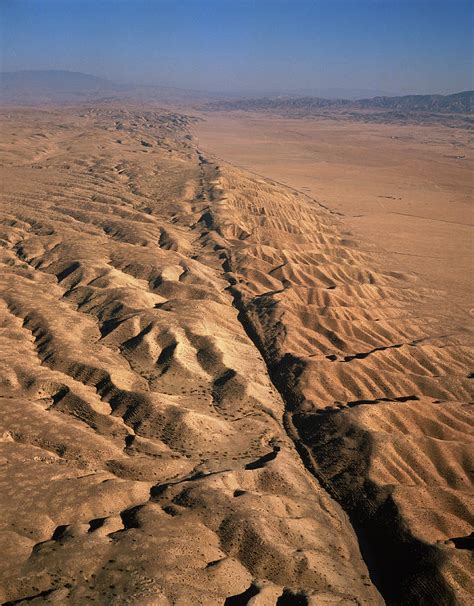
<box><xmin>194</xmin><ymin>112</ymin><xmax>473</xmax><ymax>318</ymax></box>
<box><xmin>0</xmin><ymin>105</ymin><xmax>472</xmax><ymax>605</ymax></box>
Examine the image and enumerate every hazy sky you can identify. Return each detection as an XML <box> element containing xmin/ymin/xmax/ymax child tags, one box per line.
<box><xmin>1</xmin><ymin>0</ymin><xmax>472</xmax><ymax>94</ymax></box>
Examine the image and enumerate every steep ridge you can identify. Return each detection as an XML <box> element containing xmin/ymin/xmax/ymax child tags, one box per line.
<box><xmin>199</xmin><ymin>162</ymin><xmax>474</xmax><ymax>604</ymax></box>
<box><xmin>0</xmin><ymin>107</ymin><xmax>382</xmax><ymax>604</ymax></box>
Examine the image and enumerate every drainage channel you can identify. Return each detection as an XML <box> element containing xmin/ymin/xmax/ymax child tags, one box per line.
<box><xmin>195</xmin><ymin>154</ymin><xmax>458</xmax><ymax>606</ymax></box>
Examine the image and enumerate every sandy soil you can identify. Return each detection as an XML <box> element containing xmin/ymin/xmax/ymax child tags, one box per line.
<box><xmin>194</xmin><ymin>112</ymin><xmax>473</xmax><ymax>318</ymax></box>
<box><xmin>0</xmin><ymin>105</ymin><xmax>472</xmax><ymax>605</ymax></box>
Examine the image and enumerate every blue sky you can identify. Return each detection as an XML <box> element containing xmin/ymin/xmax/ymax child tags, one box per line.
<box><xmin>1</xmin><ymin>0</ymin><xmax>472</xmax><ymax>94</ymax></box>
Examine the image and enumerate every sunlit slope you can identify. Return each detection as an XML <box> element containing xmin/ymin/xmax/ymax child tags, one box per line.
<box><xmin>0</xmin><ymin>107</ymin><xmax>382</xmax><ymax>604</ymax></box>
<box><xmin>205</xmin><ymin>164</ymin><xmax>473</xmax><ymax>604</ymax></box>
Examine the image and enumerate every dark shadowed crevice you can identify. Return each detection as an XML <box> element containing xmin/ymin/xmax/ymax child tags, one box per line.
<box><xmin>218</xmin><ymin>237</ymin><xmax>455</xmax><ymax>605</ymax></box>
<box><xmin>244</xmin><ymin>445</ymin><xmax>280</xmax><ymax>470</ymax></box>
<box><xmin>450</xmin><ymin>532</ymin><xmax>474</xmax><ymax>550</ymax></box>
<box><xmin>277</xmin><ymin>588</ymin><xmax>309</xmax><ymax>606</ymax></box>
<box><xmin>3</xmin><ymin>589</ymin><xmax>57</xmax><ymax>605</ymax></box>
<box><xmin>197</xmin><ymin>154</ymin><xmax>461</xmax><ymax>606</ymax></box>
<box><xmin>224</xmin><ymin>583</ymin><xmax>260</xmax><ymax>605</ymax></box>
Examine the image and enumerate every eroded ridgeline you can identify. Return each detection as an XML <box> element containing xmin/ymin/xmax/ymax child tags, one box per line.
<box><xmin>198</xmin><ymin>157</ymin><xmax>474</xmax><ymax>605</ymax></box>
<box><xmin>0</xmin><ymin>107</ymin><xmax>383</xmax><ymax>604</ymax></box>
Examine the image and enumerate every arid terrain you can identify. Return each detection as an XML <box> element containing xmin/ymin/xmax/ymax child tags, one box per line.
<box><xmin>0</xmin><ymin>103</ymin><xmax>473</xmax><ymax>605</ymax></box>
<box><xmin>195</xmin><ymin>112</ymin><xmax>473</xmax><ymax>317</ymax></box>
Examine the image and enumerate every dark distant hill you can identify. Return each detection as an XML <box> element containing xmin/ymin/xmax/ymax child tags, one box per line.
<box><xmin>355</xmin><ymin>91</ymin><xmax>473</xmax><ymax>113</ymax></box>
<box><xmin>1</xmin><ymin>71</ymin><xmax>472</xmax><ymax>116</ymax></box>
<box><xmin>208</xmin><ymin>91</ymin><xmax>473</xmax><ymax>114</ymax></box>
<box><xmin>239</xmin><ymin>96</ymin><xmax>351</xmax><ymax>109</ymax></box>
<box><xmin>0</xmin><ymin>70</ymin><xmax>235</xmax><ymax>105</ymax></box>
<box><xmin>207</xmin><ymin>96</ymin><xmax>351</xmax><ymax>111</ymax></box>
<box><xmin>206</xmin><ymin>91</ymin><xmax>473</xmax><ymax>129</ymax></box>
<box><xmin>0</xmin><ymin>70</ymin><xmax>129</xmax><ymax>103</ymax></box>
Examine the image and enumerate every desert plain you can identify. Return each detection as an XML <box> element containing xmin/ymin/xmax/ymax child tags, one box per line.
<box><xmin>0</xmin><ymin>102</ymin><xmax>472</xmax><ymax>606</ymax></box>
<box><xmin>195</xmin><ymin>112</ymin><xmax>473</xmax><ymax>316</ymax></box>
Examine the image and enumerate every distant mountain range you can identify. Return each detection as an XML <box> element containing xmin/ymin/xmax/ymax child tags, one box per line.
<box><xmin>0</xmin><ymin>71</ymin><xmax>472</xmax><ymax>114</ymax></box>
<box><xmin>356</xmin><ymin>91</ymin><xmax>473</xmax><ymax>113</ymax></box>
<box><xmin>0</xmin><ymin>70</ymin><xmax>126</xmax><ymax>102</ymax></box>
<box><xmin>0</xmin><ymin>70</ymin><xmax>220</xmax><ymax>104</ymax></box>
<box><xmin>208</xmin><ymin>91</ymin><xmax>473</xmax><ymax>114</ymax></box>
<box><xmin>221</xmin><ymin>87</ymin><xmax>401</xmax><ymax>100</ymax></box>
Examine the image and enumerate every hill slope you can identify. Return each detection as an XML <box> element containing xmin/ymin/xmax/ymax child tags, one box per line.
<box><xmin>0</xmin><ymin>104</ymin><xmax>472</xmax><ymax>604</ymax></box>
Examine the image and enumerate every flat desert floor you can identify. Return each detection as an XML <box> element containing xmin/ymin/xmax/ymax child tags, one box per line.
<box><xmin>195</xmin><ymin>112</ymin><xmax>473</xmax><ymax>318</ymax></box>
<box><xmin>0</xmin><ymin>105</ymin><xmax>472</xmax><ymax>605</ymax></box>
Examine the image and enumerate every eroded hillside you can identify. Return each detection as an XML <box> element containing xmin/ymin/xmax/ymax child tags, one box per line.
<box><xmin>0</xmin><ymin>106</ymin><xmax>472</xmax><ymax>605</ymax></box>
